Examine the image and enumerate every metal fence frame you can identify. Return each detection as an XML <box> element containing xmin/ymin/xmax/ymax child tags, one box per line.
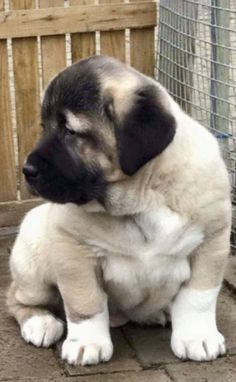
<box><xmin>156</xmin><ymin>0</ymin><xmax>236</xmax><ymax>251</ymax></box>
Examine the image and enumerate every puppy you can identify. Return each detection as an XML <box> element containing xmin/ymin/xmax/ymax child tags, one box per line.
<box><xmin>7</xmin><ymin>55</ymin><xmax>231</xmax><ymax>365</ymax></box>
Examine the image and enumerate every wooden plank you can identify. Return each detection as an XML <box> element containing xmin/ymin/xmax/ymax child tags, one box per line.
<box><xmin>130</xmin><ymin>0</ymin><xmax>156</xmax><ymax>76</ymax></box>
<box><xmin>71</xmin><ymin>31</ymin><xmax>95</xmax><ymax>63</ymax></box>
<box><xmin>0</xmin><ymin>3</ymin><xmax>157</xmax><ymax>39</ymax></box>
<box><xmin>0</xmin><ymin>0</ymin><xmax>17</xmax><ymax>202</ymax></box>
<box><xmin>71</xmin><ymin>0</ymin><xmax>96</xmax><ymax>63</ymax></box>
<box><xmin>39</xmin><ymin>0</ymin><xmax>66</xmax><ymax>88</ymax></box>
<box><xmin>130</xmin><ymin>27</ymin><xmax>155</xmax><ymax>75</ymax></box>
<box><xmin>100</xmin><ymin>0</ymin><xmax>125</xmax><ymax>62</ymax></box>
<box><xmin>12</xmin><ymin>0</ymin><xmax>41</xmax><ymax>199</ymax></box>
<box><xmin>0</xmin><ymin>199</ymin><xmax>43</xmax><ymax>228</ymax></box>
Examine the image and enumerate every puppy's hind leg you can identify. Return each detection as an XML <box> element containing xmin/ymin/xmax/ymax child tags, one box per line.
<box><xmin>7</xmin><ymin>281</ymin><xmax>64</xmax><ymax>348</ymax></box>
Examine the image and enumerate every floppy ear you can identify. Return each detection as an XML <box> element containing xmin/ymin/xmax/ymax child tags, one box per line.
<box><xmin>116</xmin><ymin>86</ymin><xmax>176</xmax><ymax>175</ymax></box>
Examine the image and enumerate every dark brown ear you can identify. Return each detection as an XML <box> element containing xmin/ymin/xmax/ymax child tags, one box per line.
<box><xmin>116</xmin><ymin>86</ymin><xmax>176</xmax><ymax>175</ymax></box>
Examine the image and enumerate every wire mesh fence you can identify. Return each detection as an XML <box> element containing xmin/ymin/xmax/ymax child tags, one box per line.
<box><xmin>156</xmin><ymin>0</ymin><xmax>236</xmax><ymax>252</ymax></box>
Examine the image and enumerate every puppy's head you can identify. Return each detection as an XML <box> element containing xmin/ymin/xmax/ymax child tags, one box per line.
<box><xmin>23</xmin><ymin>55</ymin><xmax>176</xmax><ymax>204</ymax></box>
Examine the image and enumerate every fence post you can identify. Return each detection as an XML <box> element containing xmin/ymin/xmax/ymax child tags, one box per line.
<box><xmin>158</xmin><ymin>0</ymin><xmax>198</xmax><ymax>114</ymax></box>
<box><xmin>71</xmin><ymin>0</ymin><xmax>96</xmax><ymax>63</ymax></box>
<box><xmin>130</xmin><ymin>0</ymin><xmax>155</xmax><ymax>77</ymax></box>
<box><xmin>0</xmin><ymin>1</ymin><xmax>17</xmax><ymax>203</ymax></box>
<box><xmin>100</xmin><ymin>0</ymin><xmax>125</xmax><ymax>61</ymax></box>
<box><xmin>11</xmin><ymin>0</ymin><xmax>41</xmax><ymax>200</ymax></box>
<box><xmin>39</xmin><ymin>0</ymin><xmax>66</xmax><ymax>88</ymax></box>
<box><xmin>210</xmin><ymin>0</ymin><xmax>230</xmax><ymax>167</ymax></box>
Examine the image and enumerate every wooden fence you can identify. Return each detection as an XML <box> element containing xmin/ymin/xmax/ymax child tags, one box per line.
<box><xmin>0</xmin><ymin>0</ymin><xmax>157</xmax><ymax>229</ymax></box>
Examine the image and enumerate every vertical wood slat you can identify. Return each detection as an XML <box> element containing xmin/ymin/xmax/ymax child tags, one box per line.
<box><xmin>0</xmin><ymin>0</ymin><xmax>17</xmax><ymax>202</ymax></box>
<box><xmin>130</xmin><ymin>0</ymin><xmax>155</xmax><ymax>76</ymax></box>
<box><xmin>39</xmin><ymin>0</ymin><xmax>66</xmax><ymax>89</ymax></box>
<box><xmin>11</xmin><ymin>0</ymin><xmax>40</xmax><ymax>199</ymax></box>
<box><xmin>100</xmin><ymin>0</ymin><xmax>125</xmax><ymax>62</ymax></box>
<box><xmin>71</xmin><ymin>0</ymin><xmax>96</xmax><ymax>63</ymax></box>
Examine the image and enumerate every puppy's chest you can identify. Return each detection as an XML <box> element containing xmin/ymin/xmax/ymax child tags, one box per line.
<box><xmin>134</xmin><ymin>205</ymin><xmax>204</xmax><ymax>258</ymax></box>
<box><xmin>102</xmin><ymin>250</ymin><xmax>191</xmax><ymax>320</ymax></box>
<box><xmin>102</xmin><ymin>207</ymin><xmax>204</xmax><ymax>308</ymax></box>
<box><xmin>103</xmin><ymin>252</ymin><xmax>191</xmax><ymax>290</ymax></box>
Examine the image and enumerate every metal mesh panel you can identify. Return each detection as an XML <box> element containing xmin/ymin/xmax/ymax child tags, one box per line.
<box><xmin>156</xmin><ymin>0</ymin><xmax>236</xmax><ymax>252</ymax></box>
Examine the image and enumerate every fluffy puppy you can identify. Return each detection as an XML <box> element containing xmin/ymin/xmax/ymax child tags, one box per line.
<box><xmin>7</xmin><ymin>55</ymin><xmax>231</xmax><ymax>366</ymax></box>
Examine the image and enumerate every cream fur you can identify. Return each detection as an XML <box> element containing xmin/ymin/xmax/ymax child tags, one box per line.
<box><xmin>21</xmin><ymin>315</ymin><xmax>64</xmax><ymax>348</ymax></box>
<box><xmin>7</xmin><ymin>68</ymin><xmax>231</xmax><ymax>365</ymax></box>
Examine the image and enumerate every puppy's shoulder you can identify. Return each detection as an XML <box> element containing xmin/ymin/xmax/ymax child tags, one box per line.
<box><xmin>15</xmin><ymin>203</ymin><xmax>55</xmax><ymax>248</ymax></box>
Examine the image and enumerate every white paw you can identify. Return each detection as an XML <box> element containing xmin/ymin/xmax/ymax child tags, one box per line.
<box><xmin>21</xmin><ymin>314</ymin><xmax>64</xmax><ymax>347</ymax></box>
<box><xmin>62</xmin><ymin>304</ymin><xmax>113</xmax><ymax>365</ymax></box>
<box><xmin>171</xmin><ymin>329</ymin><xmax>226</xmax><ymax>361</ymax></box>
<box><xmin>62</xmin><ymin>338</ymin><xmax>113</xmax><ymax>365</ymax></box>
<box><xmin>171</xmin><ymin>286</ymin><xmax>225</xmax><ymax>361</ymax></box>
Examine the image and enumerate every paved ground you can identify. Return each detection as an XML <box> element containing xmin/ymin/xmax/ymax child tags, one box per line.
<box><xmin>0</xmin><ymin>235</ymin><xmax>236</xmax><ymax>382</ymax></box>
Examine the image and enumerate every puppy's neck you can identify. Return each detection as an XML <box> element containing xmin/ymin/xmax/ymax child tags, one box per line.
<box><xmin>82</xmin><ymin>200</ymin><xmax>106</xmax><ymax>213</ymax></box>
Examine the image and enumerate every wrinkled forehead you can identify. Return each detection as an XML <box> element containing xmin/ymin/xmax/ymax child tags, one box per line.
<box><xmin>41</xmin><ymin>62</ymin><xmax>100</xmax><ymax>122</ymax></box>
<box><xmin>41</xmin><ymin>56</ymin><xmax>142</xmax><ymax>120</ymax></box>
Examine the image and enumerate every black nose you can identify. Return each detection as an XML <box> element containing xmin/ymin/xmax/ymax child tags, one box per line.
<box><xmin>23</xmin><ymin>163</ymin><xmax>38</xmax><ymax>178</ymax></box>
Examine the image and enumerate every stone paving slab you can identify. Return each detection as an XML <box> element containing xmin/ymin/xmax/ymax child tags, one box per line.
<box><xmin>166</xmin><ymin>356</ymin><xmax>236</xmax><ymax>382</ymax></box>
<box><xmin>0</xmin><ymin>370</ymin><xmax>171</xmax><ymax>382</ymax></box>
<box><xmin>217</xmin><ymin>288</ymin><xmax>236</xmax><ymax>355</ymax></box>
<box><xmin>225</xmin><ymin>256</ymin><xmax>236</xmax><ymax>292</ymax></box>
<box><xmin>122</xmin><ymin>286</ymin><xmax>236</xmax><ymax>368</ymax></box>
<box><xmin>61</xmin><ymin>328</ymin><xmax>141</xmax><ymax>376</ymax></box>
<box><xmin>0</xmin><ymin>327</ymin><xmax>65</xmax><ymax>380</ymax></box>
<box><xmin>122</xmin><ymin>323</ymin><xmax>179</xmax><ymax>367</ymax></box>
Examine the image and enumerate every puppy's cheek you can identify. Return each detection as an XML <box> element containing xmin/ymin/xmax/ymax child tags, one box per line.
<box><xmin>35</xmin><ymin>171</ymin><xmax>107</xmax><ymax>205</ymax></box>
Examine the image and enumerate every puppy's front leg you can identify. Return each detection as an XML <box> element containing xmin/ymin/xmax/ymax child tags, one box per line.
<box><xmin>55</xmin><ymin>242</ymin><xmax>113</xmax><ymax>366</ymax></box>
<box><xmin>171</xmin><ymin>228</ymin><xmax>230</xmax><ymax>361</ymax></box>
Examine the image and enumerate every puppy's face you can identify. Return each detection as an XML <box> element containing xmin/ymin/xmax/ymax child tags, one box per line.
<box><xmin>23</xmin><ymin>56</ymin><xmax>176</xmax><ymax>204</ymax></box>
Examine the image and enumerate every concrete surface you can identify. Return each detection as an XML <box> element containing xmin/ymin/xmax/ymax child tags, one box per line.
<box><xmin>1</xmin><ymin>236</ymin><xmax>236</xmax><ymax>382</ymax></box>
